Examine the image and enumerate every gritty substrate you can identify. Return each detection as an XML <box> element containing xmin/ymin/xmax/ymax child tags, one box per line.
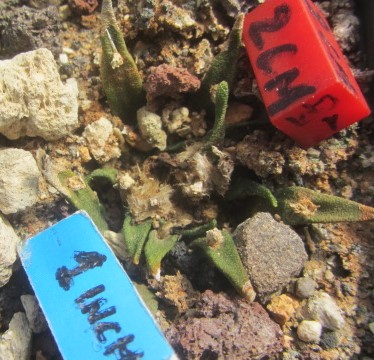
<box><xmin>0</xmin><ymin>0</ymin><xmax>374</xmax><ymax>359</ymax></box>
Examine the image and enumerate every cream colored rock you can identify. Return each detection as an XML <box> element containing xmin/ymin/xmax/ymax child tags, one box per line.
<box><xmin>0</xmin><ymin>48</ymin><xmax>79</xmax><ymax>140</ymax></box>
<box><xmin>0</xmin><ymin>312</ymin><xmax>32</xmax><ymax>360</ymax></box>
<box><xmin>137</xmin><ymin>107</ymin><xmax>167</xmax><ymax>151</ymax></box>
<box><xmin>297</xmin><ymin>320</ymin><xmax>322</xmax><ymax>343</ymax></box>
<box><xmin>82</xmin><ymin>117</ymin><xmax>121</xmax><ymax>164</ymax></box>
<box><xmin>0</xmin><ymin>213</ymin><xmax>19</xmax><ymax>287</ymax></box>
<box><xmin>0</xmin><ymin>149</ymin><xmax>41</xmax><ymax>214</ymax></box>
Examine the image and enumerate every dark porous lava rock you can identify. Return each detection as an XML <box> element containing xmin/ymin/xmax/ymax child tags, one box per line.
<box><xmin>166</xmin><ymin>290</ymin><xmax>284</xmax><ymax>360</ymax></box>
<box><xmin>0</xmin><ymin>5</ymin><xmax>61</xmax><ymax>59</ymax></box>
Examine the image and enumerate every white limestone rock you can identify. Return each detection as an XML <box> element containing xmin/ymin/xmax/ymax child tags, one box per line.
<box><xmin>297</xmin><ymin>320</ymin><xmax>322</xmax><ymax>343</ymax></box>
<box><xmin>0</xmin><ymin>48</ymin><xmax>79</xmax><ymax>140</ymax></box>
<box><xmin>0</xmin><ymin>312</ymin><xmax>32</xmax><ymax>360</ymax></box>
<box><xmin>0</xmin><ymin>148</ymin><xmax>41</xmax><ymax>214</ymax></box>
<box><xmin>0</xmin><ymin>214</ymin><xmax>19</xmax><ymax>287</ymax></box>
<box><xmin>82</xmin><ymin>117</ymin><xmax>121</xmax><ymax>164</ymax></box>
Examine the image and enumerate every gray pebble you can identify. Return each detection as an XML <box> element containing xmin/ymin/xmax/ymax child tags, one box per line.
<box><xmin>295</xmin><ymin>277</ymin><xmax>317</xmax><ymax>299</ymax></box>
<box><xmin>234</xmin><ymin>212</ymin><xmax>308</xmax><ymax>299</ymax></box>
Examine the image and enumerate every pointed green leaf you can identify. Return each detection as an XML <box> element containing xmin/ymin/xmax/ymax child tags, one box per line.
<box><xmin>204</xmin><ymin>81</ymin><xmax>229</xmax><ymax>149</ymax></box>
<box><xmin>227</xmin><ymin>178</ymin><xmax>278</xmax><ymax>209</ymax></box>
<box><xmin>275</xmin><ymin>186</ymin><xmax>374</xmax><ymax>225</ymax></box>
<box><xmin>58</xmin><ymin>170</ymin><xmax>108</xmax><ymax>233</ymax></box>
<box><xmin>191</xmin><ymin>229</ymin><xmax>255</xmax><ymax>301</ymax></box>
<box><xmin>194</xmin><ymin>14</ymin><xmax>243</xmax><ymax>113</ymax></box>
<box><xmin>86</xmin><ymin>167</ymin><xmax>119</xmax><ymax>186</ymax></box>
<box><xmin>180</xmin><ymin>219</ymin><xmax>217</xmax><ymax>240</ymax></box>
<box><xmin>100</xmin><ymin>0</ymin><xmax>145</xmax><ymax>123</ymax></box>
<box><xmin>122</xmin><ymin>215</ymin><xmax>152</xmax><ymax>265</ymax></box>
<box><xmin>144</xmin><ymin>230</ymin><xmax>180</xmax><ymax>277</ymax></box>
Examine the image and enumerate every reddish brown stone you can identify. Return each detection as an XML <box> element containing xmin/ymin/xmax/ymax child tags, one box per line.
<box><xmin>144</xmin><ymin>64</ymin><xmax>200</xmax><ymax>102</ymax></box>
<box><xmin>68</xmin><ymin>0</ymin><xmax>98</xmax><ymax>15</ymax></box>
<box><xmin>81</xmin><ymin>14</ymin><xmax>97</xmax><ymax>29</ymax></box>
<box><xmin>166</xmin><ymin>290</ymin><xmax>284</xmax><ymax>359</ymax></box>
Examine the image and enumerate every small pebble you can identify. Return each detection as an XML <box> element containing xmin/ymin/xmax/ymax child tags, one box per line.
<box><xmin>369</xmin><ymin>322</ymin><xmax>374</xmax><ymax>334</ymax></box>
<box><xmin>282</xmin><ymin>350</ymin><xmax>302</xmax><ymax>360</ymax></box>
<box><xmin>0</xmin><ymin>49</ymin><xmax>79</xmax><ymax>141</ymax></box>
<box><xmin>297</xmin><ymin>320</ymin><xmax>322</xmax><ymax>343</ymax></box>
<box><xmin>295</xmin><ymin>277</ymin><xmax>317</xmax><ymax>299</ymax></box>
<box><xmin>267</xmin><ymin>294</ymin><xmax>299</xmax><ymax>325</ymax></box>
<box><xmin>59</xmin><ymin>4</ymin><xmax>72</xmax><ymax>20</ymax></box>
<box><xmin>59</xmin><ymin>53</ymin><xmax>69</xmax><ymax>64</ymax></box>
<box><xmin>83</xmin><ymin>117</ymin><xmax>121</xmax><ymax>164</ymax></box>
<box><xmin>324</xmin><ymin>269</ymin><xmax>335</xmax><ymax>282</ymax></box>
<box><xmin>137</xmin><ymin>107</ymin><xmax>167</xmax><ymax>151</ymax></box>
<box><xmin>62</xmin><ymin>47</ymin><xmax>75</xmax><ymax>54</ymax></box>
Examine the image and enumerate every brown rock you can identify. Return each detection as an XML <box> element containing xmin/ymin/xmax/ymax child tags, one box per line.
<box><xmin>80</xmin><ymin>14</ymin><xmax>97</xmax><ymax>29</ymax></box>
<box><xmin>236</xmin><ymin>131</ymin><xmax>286</xmax><ymax>177</ymax></box>
<box><xmin>144</xmin><ymin>64</ymin><xmax>200</xmax><ymax>102</ymax></box>
<box><xmin>68</xmin><ymin>0</ymin><xmax>98</xmax><ymax>15</ymax></box>
<box><xmin>225</xmin><ymin>101</ymin><xmax>253</xmax><ymax>125</ymax></box>
<box><xmin>267</xmin><ymin>294</ymin><xmax>300</xmax><ymax>325</ymax></box>
<box><xmin>166</xmin><ymin>290</ymin><xmax>284</xmax><ymax>359</ymax></box>
<box><xmin>158</xmin><ymin>272</ymin><xmax>198</xmax><ymax>313</ymax></box>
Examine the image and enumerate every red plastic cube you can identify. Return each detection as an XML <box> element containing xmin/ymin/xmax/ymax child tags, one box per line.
<box><xmin>242</xmin><ymin>0</ymin><xmax>371</xmax><ymax>148</ymax></box>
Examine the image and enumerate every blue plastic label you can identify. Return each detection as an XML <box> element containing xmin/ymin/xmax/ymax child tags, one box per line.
<box><xmin>19</xmin><ymin>211</ymin><xmax>176</xmax><ymax>360</ymax></box>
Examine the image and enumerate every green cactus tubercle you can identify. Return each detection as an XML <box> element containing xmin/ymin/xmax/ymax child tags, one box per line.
<box><xmin>180</xmin><ymin>219</ymin><xmax>217</xmax><ymax>239</ymax></box>
<box><xmin>227</xmin><ymin>179</ymin><xmax>374</xmax><ymax>226</ymax></box>
<box><xmin>122</xmin><ymin>215</ymin><xmax>152</xmax><ymax>265</ymax></box>
<box><xmin>86</xmin><ymin>167</ymin><xmax>119</xmax><ymax>186</ymax></box>
<box><xmin>227</xmin><ymin>178</ymin><xmax>278</xmax><ymax>209</ymax></box>
<box><xmin>58</xmin><ymin>170</ymin><xmax>109</xmax><ymax>233</ymax></box>
<box><xmin>192</xmin><ymin>229</ymin><xmax>256</xmax><ymax>301</ymax></box>
<box><xmin>194</xmin><ymin>14</ymin><xmax>244</xmax><ymax>114</ymax></box>
<box><xmin>100</xmin><ymin>0</ymin><xmax>145</xmax><ymax>123</ymax></box>
<box><xmin>275</xmin><ymin>186</ymin><xmax>374</xmax><ymax>225</ymax></box>
<box><xmin>203</xmin><ymin>81</ymin><xmax>229</xmax><ymax>150</ymax></box>
<box><xmin>144</xmin><ymin>230</ymin><xmax>181</xmax><ymax>277</ymax></box>
<box><xmin>58</xmin><ymin>168</ymin><xmax>181</xmax><ymax>275</ymax></box>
